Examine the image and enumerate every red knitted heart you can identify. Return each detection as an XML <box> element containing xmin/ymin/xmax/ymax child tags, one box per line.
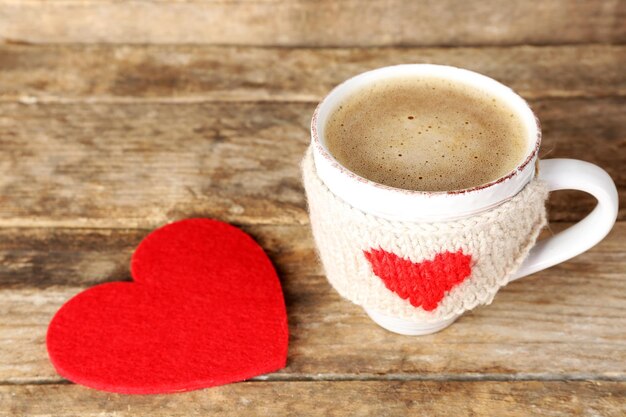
<box><xmin>364</xmin><ymin>249</ymin><xmax>472</xmax><ymax>311</ymax></box>
<box><xmin>46</xmin><ymin>219</ymin><xmax>288</xmax><ymax>394</ymax></box>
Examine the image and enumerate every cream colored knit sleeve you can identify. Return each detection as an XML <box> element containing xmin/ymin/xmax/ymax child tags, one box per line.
<box><xmin>302</xmin><ymin>147</ymin><xmax>549</xmax><ymax>322</ymax></box>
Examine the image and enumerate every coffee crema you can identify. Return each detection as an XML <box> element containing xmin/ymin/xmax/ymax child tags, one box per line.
<box><xmin>324</xmin><ymin>76</ymin><xmax>529</xmax><ymax>192</ymax></box>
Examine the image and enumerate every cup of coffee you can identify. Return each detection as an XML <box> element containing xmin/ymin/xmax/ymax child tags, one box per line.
<box><xmin>303</xmin><ymin>64</ymin><xmax>618</xmax><ymax>335</ymax></box>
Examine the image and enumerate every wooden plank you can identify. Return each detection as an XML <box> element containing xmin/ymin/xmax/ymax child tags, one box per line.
<box><xmin>1</xmin><ymin>224</ymin><xmax>624</xmax><ymax>383</ymax></box>
<box><xmin>0</xmin><ymin>98</ymin><xmax>623</xmax><ymax>228</ymax></box>
<box><xmin>1</xmin><ymin>44</ymin><xmax>625</xmax><ymax>102</ymax></box>
<box><xmin>1</xmin><ymin>382</ymin><xmax>624</xmax><ymax>417</ymax></box>
<box><xmin>0</xmin><ymin>1</ymin><xmax>624</xmax><ymax>46</ymax></box>
<box><xmin>0</xmin><ymin>225</ymin><xmax>319</xmax><ymax>288</ymax></box>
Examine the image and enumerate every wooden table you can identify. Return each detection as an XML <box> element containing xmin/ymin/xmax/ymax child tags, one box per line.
<box><xmin>0</xmin><ymin>1</ymin><xmax>624</xmax><ymax>416</ymax></box>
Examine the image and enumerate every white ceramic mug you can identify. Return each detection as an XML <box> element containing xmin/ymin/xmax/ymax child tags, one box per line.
<box><xmin>311</xmin><ymin>64</ymin><xmax>619</xmax><ymax>335</ymax></box>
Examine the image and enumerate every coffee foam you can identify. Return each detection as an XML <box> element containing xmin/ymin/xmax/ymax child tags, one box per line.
<box><xmin>324</xmin><ymin>76</ymin><xmax>528</xmax><ymax>192</ymax></box>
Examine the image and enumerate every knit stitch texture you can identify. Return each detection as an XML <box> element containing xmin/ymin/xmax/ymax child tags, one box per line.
<box><xmin>302</xmin><ymin>147</ymin><xmax>549</xmax><ymax>322</ymax></box>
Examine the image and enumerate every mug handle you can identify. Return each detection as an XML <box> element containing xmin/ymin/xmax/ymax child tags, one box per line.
<box><xmin>510</xmin><ymin>159</ymin><xmax>619</xmax><ymax>281</ymax></box>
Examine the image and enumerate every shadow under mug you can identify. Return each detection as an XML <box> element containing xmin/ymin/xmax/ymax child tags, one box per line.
<box><xmin>310</xmin><ymin>64</ymin><xmax>619</xmax><ymax>335</ymax></box>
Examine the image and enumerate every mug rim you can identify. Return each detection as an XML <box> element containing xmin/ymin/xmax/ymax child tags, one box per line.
<box><xmin>311</xmin><ymin>64</ymin><xmax>542</xmax><ymax>196</ymax></box>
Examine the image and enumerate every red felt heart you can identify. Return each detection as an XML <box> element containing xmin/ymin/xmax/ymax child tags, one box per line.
<box><xmin>47</xmin><ymin>219</ymin><xmax>288</xmax><ymax>394</ymax></box>
<box><xmin>364</xmin><ymin>249</ymin><xmax>472</xmax><ymax>311</ymax></box>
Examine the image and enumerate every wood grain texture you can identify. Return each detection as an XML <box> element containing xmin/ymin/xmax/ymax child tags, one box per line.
<box><xmin>1</xmin><ymin>224</ymin><xmax>624</xmax><ymax>384</ymax></box>
<box><xmin>1</xmin><ymin>382</ymin><xmax>625</xmax><ymax>417</ymax></box>
<box><xmin>1</xmin><ymin>44</ymin><xmax>624</xmax><ymax>102</ymax></box>
<box><xmin>0</xmin><ymin>7</ymin><xmax>623</xmax><ymax>415</ymax></box>
<box><xmin>0</xmin><ymin>98</ymin><xmax>623</xmax><ymax>228</ymax></box>
<box><xmin>0</xmin><ymin>225</ymin><xmax>318</xmax><ymax>289</ymax></box>
<box><xmin>0</xmin><ymin>0</ymin><xmax>624</xmax><ymax>46</ymax></box>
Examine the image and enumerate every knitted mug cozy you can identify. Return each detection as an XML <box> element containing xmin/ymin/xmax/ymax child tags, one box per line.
<box><xmin>302</xmin><ymin>147</ymin><xmax>549</xmax><ymax>322</ymax></box>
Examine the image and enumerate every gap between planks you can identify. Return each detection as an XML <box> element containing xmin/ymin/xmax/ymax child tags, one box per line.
<box><xmin>3</xmin><ymin>92</ymin><xmax>626</xmax><ymax>104</ymax></box>
<box><xmin>3</xmin><ymin>372</ymin><xmax>626</xmax><ymax>386</ymax></box>
<box><xmin>6</xmin><ymin>41</ymin><xmax>626</xmax><ymax>49</ymax></box>
<box><xmin>0</xmin><ymin>219</ymin><xmax>604</xmax><ymax>230</ymax></box>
